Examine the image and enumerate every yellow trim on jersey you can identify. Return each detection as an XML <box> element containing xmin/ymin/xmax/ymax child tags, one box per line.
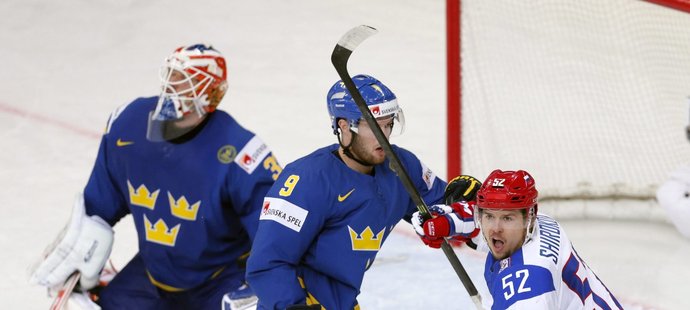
<box><xmin>238</xmin><ymin>251</ymin><xmax>250</xmax><ymax>262</ymax></box>
<box><xmin>146</xmin><ymin>266</ymin><xmax>227</xmax><ymax>292</ymax></box>
<box><xmin>297</xmin><ymin>277</ymin><xmax>322</xmax><ymax>308</ymax></box>
<box><xmin>147</xmin><ymin>271</ymin><xmax>185</xmax><ymax>292</ymax></box>
<box><xmin>211</xmin><ymin>266</ymin><xmax>226</xmax><ymax>279</ymax></box>
<box><xmin>297</xmin><ymin>277</ymin><xmax>360</xmax><ymax>310</ymax></box>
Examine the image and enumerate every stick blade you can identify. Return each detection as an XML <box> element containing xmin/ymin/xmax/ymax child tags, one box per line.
<box><xmin>336</xmin><ymin>25</ymin><xmax>378</xmax><ymax>52</ymax></box>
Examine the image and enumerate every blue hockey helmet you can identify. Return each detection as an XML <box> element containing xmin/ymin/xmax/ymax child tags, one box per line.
<box><xmin>327</xmin><ymin>74</ymin><xmax>404</xmax><ymax>135</ymax></box>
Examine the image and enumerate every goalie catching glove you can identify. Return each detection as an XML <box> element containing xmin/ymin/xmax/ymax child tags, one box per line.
<box><xmin>412</xmin><ymin>201</ymin><xmax>480</xmax><ymax>249</ymax></box>
<box><xmin>29</xmin><ymin>193</ymin><xmax>114</xmax><ymax>290</ymax></box>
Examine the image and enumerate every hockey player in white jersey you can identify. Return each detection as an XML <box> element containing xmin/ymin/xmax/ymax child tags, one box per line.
<box><xmin>656</xmin><ymin>165</ymin><xmax>690</xmax><ymax>239</ymax></box>
<box><xmin>414</xmin><ymin>169</ymin><xmax>622</xmax><ymax>309</ymax></box>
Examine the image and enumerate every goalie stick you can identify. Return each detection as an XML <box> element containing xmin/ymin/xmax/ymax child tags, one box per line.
<box><xmin>49</xmin><ymin>272</ymin><xmax>80</xmax><ymax>310</ymax></box>
<box><xmin>330</xmin><ymin>25</ymin><xmax>483</xmax><ymax>308</ymax></box>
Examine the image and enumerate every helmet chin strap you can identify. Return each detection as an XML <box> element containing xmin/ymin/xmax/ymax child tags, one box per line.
<box><xmin>522</xmin><ymin>206</ymin><xmax>538</xmax><ymax>246</ymax></box>
<box><xmin>336</xmin><ymin>129</ymin><xmax>373</xmax><ymax>167</ymax></box>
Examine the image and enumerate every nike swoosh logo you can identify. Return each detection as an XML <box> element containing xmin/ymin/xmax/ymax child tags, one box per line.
<box><xmin>116</xmin><ymin>139</ymin><xmax>134</xmax><ymax>147</ymax></box>
<box><xmin>337</xmin><ymin>188</ymin><xmax>355</xmax><ymax>202</ymax></box>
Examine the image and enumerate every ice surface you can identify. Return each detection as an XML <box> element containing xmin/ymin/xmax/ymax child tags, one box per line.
<box><xmin>1</xmin><ymin>0</ymin><xmax>688</xmax><ymax>308</ymax></box>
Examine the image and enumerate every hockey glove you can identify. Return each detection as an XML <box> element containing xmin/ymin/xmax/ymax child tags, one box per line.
<box><xmin>444</xmin><ymin>175</ymin><xmax>482</xmax><ymax>204</ymax></box>
<box><xmin>412</xmin><ymin>202</ymin><xmax>480</xmax><ymax>249</ymax></box>
<box><xmin>29</xmin><ymin>193</ymin><xmax>114</xmax><ymax>290</ymax></box>
<box><xmin>222</xmin><ymin>283</ymin><xmax>258</xmax><ymax>310</ymax></box>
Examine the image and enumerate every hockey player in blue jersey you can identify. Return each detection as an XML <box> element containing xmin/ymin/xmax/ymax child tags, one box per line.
<box><xmin>30</xmin><ymin>44</ymin><xmax>281</xmax><ymax>309</ymax></box>
<box><xmin>246</xmin><ymin>74</ymin><xmax>456</xmax><ymax>309</ymax></box>
<box><xmin>414</xmin><ymin>170</ymin><xmax>622</xmax><ymax>309</ymax></box>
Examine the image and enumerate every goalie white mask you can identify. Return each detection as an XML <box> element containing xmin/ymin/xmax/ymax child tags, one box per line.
<box><xmin>148</xmin><ymin>44</ymin><xmax>228</xmax><ymax>141</ymax></box>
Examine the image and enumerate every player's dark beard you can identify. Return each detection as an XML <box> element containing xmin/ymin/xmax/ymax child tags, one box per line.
<box><xmin>349</xmin><ymin>133</ymin><xmax>385</xmax><ymax>166</ymax></box>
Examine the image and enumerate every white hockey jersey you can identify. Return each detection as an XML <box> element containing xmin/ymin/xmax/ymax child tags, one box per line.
<box><xmin>656</xmin><ymin>165</ymin><xmax>690</xmax><ymax>239</ymax></box>
<box><xmin>481</xmin><ymin>214</ymin><xmax>622</xmax><ymax>309</ymax></box>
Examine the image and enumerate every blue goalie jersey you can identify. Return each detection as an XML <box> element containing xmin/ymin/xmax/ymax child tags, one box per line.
<box><xmin>83</xmin><ymin>97</ymin><xmax>281</xmax><ymax>291</ymax></box>
<box><xmin>246</xmin><ymin>144</ymin><xmax>446</xmax><ymax>309</ymax></box>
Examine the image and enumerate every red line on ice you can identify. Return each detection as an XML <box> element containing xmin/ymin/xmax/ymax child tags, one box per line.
<box><xmin>0</xmin><ymin>101</ymin><xmax>101</xmax><ymax>140</ymax></box>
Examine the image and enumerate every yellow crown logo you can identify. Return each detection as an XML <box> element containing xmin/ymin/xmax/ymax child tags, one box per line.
<box><xmin>144</xmin><ymin>215</ymin><xmax>180</xmax><ymax>247</ymax></box>
<box><xmin>348</xmin><ymin>226</ymin><xmax>385</xmax><ymax>251</ymax></box>
<box><xmin>127</xmin><ymin>180</ymin><xmax>159</xmax><ymax>210</ymax></box>
<box><xmin>168</xmin><ymin>192</ymin><xmax>200</xmax><ymax>221</ymax></box>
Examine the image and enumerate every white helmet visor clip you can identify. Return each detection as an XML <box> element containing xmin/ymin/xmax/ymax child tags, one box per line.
<box><xmin>349</xmin><ymin>99</ymin><xmax>405</xmax><ymax>137</ymax></box>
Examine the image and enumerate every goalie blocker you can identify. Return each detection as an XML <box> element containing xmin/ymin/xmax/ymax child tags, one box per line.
<box><xmin>30</xmin><ymin>193</ymin><xmax>114</xmax><ymax>290</ymax></box>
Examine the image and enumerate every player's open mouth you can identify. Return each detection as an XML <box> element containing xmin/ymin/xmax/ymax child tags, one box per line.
<box><xmin>492</xmin><ymin>238</ymin><xmax>504</xmax><ymax>251</ymax></box>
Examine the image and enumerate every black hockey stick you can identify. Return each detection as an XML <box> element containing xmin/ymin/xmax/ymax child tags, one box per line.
<box><xmin>331</xmin><ymin>25</ymin><xmax>482</xmax><ymax>308</ymax></box>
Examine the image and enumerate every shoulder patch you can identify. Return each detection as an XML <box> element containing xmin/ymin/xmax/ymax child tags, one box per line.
<box><xmin>260</xmin><ymin>197</ymin><xmax>308</xmax><ymax>232</ymax></box>
<box><xmin>420</xmin><ymin>161</ymin><xmax>436</xmax><ymax>190</ymax></box>
<box><xmin>234</xmin><ymin>136</ymin><xmax>270</xmax><ymax>174</ymax></box>
<box><xmin>217</xmin><ymin>145</ymin><xmax>237</xmax><ymax>164</ymax></box>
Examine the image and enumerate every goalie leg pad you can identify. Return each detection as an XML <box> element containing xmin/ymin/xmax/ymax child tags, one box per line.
<box><xmin>30</xmin><ymin>193</ymin><xmax>114</xmax><ymax>290</ymax></box>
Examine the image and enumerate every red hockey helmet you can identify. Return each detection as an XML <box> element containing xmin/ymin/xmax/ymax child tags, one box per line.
<box><xmin>476</xmin><ymin>169</ymin><xmax>538</xmax><ymax>210</ymax></box>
